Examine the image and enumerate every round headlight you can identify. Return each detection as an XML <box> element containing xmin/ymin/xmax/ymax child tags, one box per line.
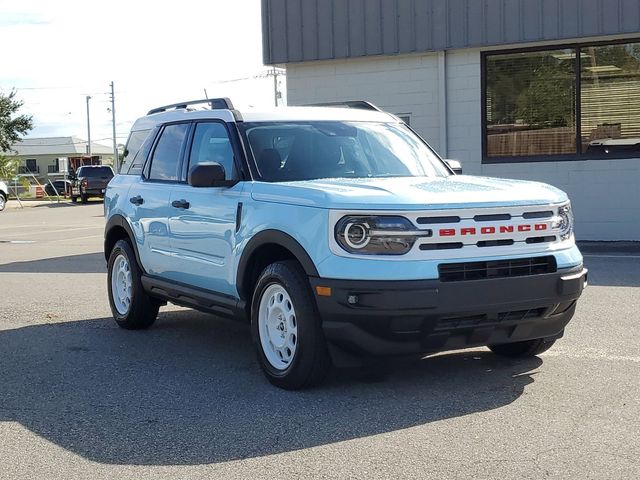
<box><xmin>343</xmin><ymin>221</ymin><xmax>371</xmax><ymax>249</ymax></box>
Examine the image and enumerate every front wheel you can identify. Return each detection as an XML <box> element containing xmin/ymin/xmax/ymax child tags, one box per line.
<box><xmin>489</xmin><ymin>338</ymin><xmax>557</xmax><ymax>358</ymax></box>
<box><xmin>107</xmin><ymin>239</ymin><xmax>160</xmax><ymax>329</ymax></box>
<box><xmin>251</xmin><ymin>260</ymin><xmax>330</xmax><ymax>389</ymax></box>
<box><xmin>0</xmin><ymin>193</ymin><xmax>6</xmax><ymax>211</ymax></box>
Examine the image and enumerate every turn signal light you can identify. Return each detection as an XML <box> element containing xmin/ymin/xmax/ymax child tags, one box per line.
<box><xmin>315</xmin><ymin>286</ymin><xmax>332</xmax><ymax>297</ymax></box>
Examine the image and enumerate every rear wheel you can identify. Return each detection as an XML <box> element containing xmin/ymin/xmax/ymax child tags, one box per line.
<box><xmin>251</xmin><ymin>260</ymin><xmax>330</xmax><ymax>389</ymax></box>
<box><xmin>107</xmin><ymin>239</ymin><xmax>160</xmax><ymax>329</ymax></box>
<box><xmin>0</xmin><ymin>193</ymin><xmax>6</xmax><ymax>211</ymax></box>
<box><xmin>489</xmin><ymin>338</ymin><xmax>557</xmax><ymax>358</ymax></box>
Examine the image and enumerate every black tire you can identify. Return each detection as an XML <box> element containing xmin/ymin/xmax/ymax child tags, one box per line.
<box><xmin>0</xmin><ymin>193</ymin><xmax>6</xmax><ymax>211</ymax></box>
<box><xmin>107</xmin><ymin>239</ymin><xmax>160</xmax><ymax>330</ymax></box>
<box><xmin>251</xmin><ymin>260</ymin><xmax>330</xmax><ymax>390</ymax></box>
<box><xmin>489</xmin><ymin>337</ymin><xmax>557</xmax><ymax>358</ymax></box>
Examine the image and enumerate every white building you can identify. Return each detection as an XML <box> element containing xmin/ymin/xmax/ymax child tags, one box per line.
<box><xmin>262</xmin><ymin>0</ymin><xmax>640</xmax><ymax>241</ymax></box>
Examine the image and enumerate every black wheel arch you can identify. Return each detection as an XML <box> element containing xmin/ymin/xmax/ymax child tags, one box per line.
<box><xmin>237</xmin><ymin>229</ymin><xmax>319</xmax><ymax>302</ymax></box>
<box><xmin>104</xmin><ymin>214</ymin><xmax>145</xmax><ymax>272</ymax></box>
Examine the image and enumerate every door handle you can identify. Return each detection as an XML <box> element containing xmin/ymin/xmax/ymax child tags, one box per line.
<box><xmin>171</xmin><ymin>199</ymin><xmax>190</xmax><ymax>209</ymax></box>
<box><xmin>129</xmin><ymin>195</ymin><xmax>144</xmax><ymax>206</ymax></box>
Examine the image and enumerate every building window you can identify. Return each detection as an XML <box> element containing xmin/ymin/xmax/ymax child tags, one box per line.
<box><xmin>395</xmin><ymin>114</ymin><xmax>411</xmax><ymax>126</ymax></box>
<box><xmin>26</xmin><ymin>159</ymin><xmax>37</xmax><ymax>171</ymax></box>
<box><xmin>483</xmin><ymin>40</ymin><xmax>640</xmax><ymax>162</ymax></box>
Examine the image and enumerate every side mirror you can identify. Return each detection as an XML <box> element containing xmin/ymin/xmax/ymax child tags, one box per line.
<box><xmin>445</xmin><ymin>159</ymin><xmax>462</xmax><ymax>175</ymax></box>
<box><xmin>188</xmin><ymin>162</ymin><xmax>235</xmax><ymax>188</ymax></box>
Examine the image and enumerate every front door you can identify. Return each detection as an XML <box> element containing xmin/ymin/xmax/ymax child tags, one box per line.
<box><xmin>167</xmin><ymin>121</ymin><xmax>243</xmax><ymax>296</ymax></box>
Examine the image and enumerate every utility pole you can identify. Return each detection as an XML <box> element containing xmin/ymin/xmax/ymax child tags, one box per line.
<box><xmin>86</xmin><ymin>95</ymin><xmax>92</xmax><ymax>158</ymax></box>
<box><xmin>109</xmin><ymin>82</ymin><xmax>118</xmax><ymax>172</ymax></box>
<box><xmin>272</xmin><ymin>67</ymin><xmax>278</xmax><ymax>107</ymax></box>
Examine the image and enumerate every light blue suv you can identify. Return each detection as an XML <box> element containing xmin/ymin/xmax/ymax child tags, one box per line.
<box><xmin>104</xmin><ymin>98</ymin><xmax>587</xmax><ymax>389</ymax></box>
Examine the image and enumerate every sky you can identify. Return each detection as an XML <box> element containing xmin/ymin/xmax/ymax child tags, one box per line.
<box><xmin>0</xmin><ymin>0</ymin><xmax>282</xmax><ymax>148</ymax></box>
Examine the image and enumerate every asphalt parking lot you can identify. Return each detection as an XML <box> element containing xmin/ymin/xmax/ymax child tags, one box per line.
<box><xmin>0</xmin><ymin>203</ymin><xmax>639</xmax><ymax>479</ymax></box>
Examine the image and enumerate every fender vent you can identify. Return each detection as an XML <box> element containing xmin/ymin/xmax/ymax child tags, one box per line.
<box><xmin>438</xmin><ymin>256</ymin><xmax>557</xmax><ymax>282</ymax></box>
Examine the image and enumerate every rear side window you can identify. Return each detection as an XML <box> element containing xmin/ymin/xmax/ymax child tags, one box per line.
<box><xmin>148</xmin><ymin>123</ymin><xmax>189</xmax><ymax>181</ymax></box>
<box><xmin>121</xmin><ymin>129</ymin><xmax>152</xmax><ymax>175</ymax></box>
<box><xmin>188</xmin><ymin>122</ymin><xmax>235</xmax><ymax>180</ymax></box>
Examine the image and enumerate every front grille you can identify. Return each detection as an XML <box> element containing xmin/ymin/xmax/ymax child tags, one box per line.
<box><xmin>435</xmin><ymin>307</ymin><xmax>548</xmax><ymax>330</ymax></box>
<box><xmin>438</xmin><ymin>256</ymin><xmax>557</xmax><ymax>282</ymax></box>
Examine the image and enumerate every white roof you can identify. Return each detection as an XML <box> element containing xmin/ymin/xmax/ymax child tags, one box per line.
<box><xmin>132</xmin><ymin>106</ymin><xmax>398</xmax><ymax>131</ymax></box>
<box><xmin>10</xmin><ymin>137</ymin><xmax>114</xmax><ymax>156</ymax></box>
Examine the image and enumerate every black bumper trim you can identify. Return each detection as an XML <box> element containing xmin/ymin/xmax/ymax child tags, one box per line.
<box><xmin>310</xmin><ymin>266</ymin><xmax>587</xmax><ymax>359</ymax></box>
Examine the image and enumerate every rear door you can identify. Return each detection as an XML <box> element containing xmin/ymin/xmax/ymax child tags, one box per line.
<box><xmin>128</xmin><ymin>122</ymin><xmax>190</xmax><ymax>276</ymax></box>
<box><xmin>166</xmin><ymin>120</ymin><xmax>244</xmax><ymax>296</ymax></box>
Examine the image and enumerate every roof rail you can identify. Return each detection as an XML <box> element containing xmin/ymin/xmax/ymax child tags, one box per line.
<box><xmin>304</xmin><ymin>100</ymin><xmax>383</xmax><ymax>112</ymax></box>
<box><xmin>147</xmin><ymin>97</ymin><xmax>234</xmax><ymax>115</ymax></box>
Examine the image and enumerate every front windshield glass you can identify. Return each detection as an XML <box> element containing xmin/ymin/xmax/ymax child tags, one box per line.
<box><xmin>242</xmin><ymin>121</ymin><xmax>450</xmax><ymax>182</ymax></box>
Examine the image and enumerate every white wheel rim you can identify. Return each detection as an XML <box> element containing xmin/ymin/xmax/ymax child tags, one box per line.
<box><xmin>258</xmin><ymin>283</ymin><xmax>298</xmax><ymax>371</ymax></box>
<box><xmin>111</xmin><ymin>254</ymin><xmax>133</xmax><ymax>315</ymax></box>
<box><xmin>0</xmin><ymin>196</ymin><xmax>5</xmax><ymax>210</ymax></box>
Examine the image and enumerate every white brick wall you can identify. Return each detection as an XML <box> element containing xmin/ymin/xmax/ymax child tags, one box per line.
<box><xmin>287</xmin><ymin>54</ymin><xmax>444</xmax><ymax>153</ymax></box>
<box><xmin>285</xmin><ymin>51</ymin><xmax>640</xmax><ymax>241</ymax></box>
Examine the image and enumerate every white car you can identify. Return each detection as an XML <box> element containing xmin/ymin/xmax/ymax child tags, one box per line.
<box><xmin>0</xmin><ymin>180</ymin><xmax>8</xmax><ymax>211</ymax></box>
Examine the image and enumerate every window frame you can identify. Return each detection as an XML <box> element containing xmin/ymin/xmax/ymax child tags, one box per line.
<box><xmin>121</xmin><ymin>128</ymin><xmax>156</xmax><ymax>175</ymax></box>
<box><xmin>180</xmin><ymin>119</ymin><xmax>245</xmax><ymax>183</ymax></box>
<box><xmin>482</xmin><ymin>37</ymin><xmax>640</xmax><ymax>164</ymax></box>
<box><xmin>143</xmin><ymin>121</ymin><xmax>192</xmax><ymax>184</ymax></box>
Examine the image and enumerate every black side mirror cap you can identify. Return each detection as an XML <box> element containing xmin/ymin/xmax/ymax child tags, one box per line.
<box><xmin>445</xmin><ymin>159</ymin><xmax>462</xmax><ymax>175</ymax></box>
<box><xmin>188</xmin><ymin>162</ymin><xmax>236</xmax><ymax>188</ymax></box>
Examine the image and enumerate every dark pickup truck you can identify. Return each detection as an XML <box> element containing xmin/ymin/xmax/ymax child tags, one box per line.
<box><xmin>70</xmin><ymin>166</ymin><xmax>114</xmax><ymax>203</ymax></box>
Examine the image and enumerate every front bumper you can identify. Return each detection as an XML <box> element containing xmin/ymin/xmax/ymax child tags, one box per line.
<box><xmin>310</xmin><ymin>266</ymin><xmax>587</xmax><ymax>361</ymax></box>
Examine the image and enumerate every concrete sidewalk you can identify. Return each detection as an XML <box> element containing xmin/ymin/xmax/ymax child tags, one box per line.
<box><xmin>3</xmin><ymin>199</ymin><xmax>74</xmax><ymax>210</ymax></box>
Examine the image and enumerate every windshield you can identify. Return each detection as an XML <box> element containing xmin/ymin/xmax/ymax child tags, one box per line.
<box><xmin>241</xmin><ymin>121</ymin><xmax>450</xmax><ymax>182</ymax></box>
<box><xmin>78</xmin><ymin>166</ymin><xmax>114</xmax><ymax>177</ymax></box>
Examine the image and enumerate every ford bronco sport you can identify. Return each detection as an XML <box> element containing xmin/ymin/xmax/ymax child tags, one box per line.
<box><xmin>104</xmin><ymin>98</ymin><xmax>587</xmax><ymax>389</ymax></box>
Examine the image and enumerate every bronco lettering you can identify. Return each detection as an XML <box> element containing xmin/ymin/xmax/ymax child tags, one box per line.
<box><xmin>439</xmin><ymin>223</ymin><xmax>548</xmax><ymax>236</ymax></box>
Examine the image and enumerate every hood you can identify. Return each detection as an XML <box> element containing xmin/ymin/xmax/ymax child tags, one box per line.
<box><xmin>251</xmin><ymin>175</ymin><xmax>568</xmax><ymax>210</ymax></box>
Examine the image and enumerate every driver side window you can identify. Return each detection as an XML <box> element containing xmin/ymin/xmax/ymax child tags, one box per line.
<box><xmin>189</xmin><ymin>122</ymin><xmax>235</xmax><ymax>180</ymax></box>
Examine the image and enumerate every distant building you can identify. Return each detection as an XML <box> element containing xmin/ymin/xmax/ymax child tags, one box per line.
<box><xmin>7</xmin><ymin>136</ymin><xmax>114</xmax><ymax>182</ymax></box>
<box><xmin>262</xmin><ymin>0</ymin><xmax>640</xmax><ymax>241</ymax></box>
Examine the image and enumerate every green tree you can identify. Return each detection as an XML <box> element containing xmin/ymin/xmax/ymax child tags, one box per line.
<box><xmin>0</xmin><ymin>89</ymin><xmax>33</xmax><ymax>153</ymax></box>
<box><xmin>0</xmin><ymin>155</ymin><xmax>18</xmax><ymax>179</ymax></box>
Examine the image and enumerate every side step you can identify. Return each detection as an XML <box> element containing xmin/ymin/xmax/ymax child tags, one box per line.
<box><xmin>141</xmin><ymin>275</ymin><xmax>247</xmax><ymax>320</ymax></box>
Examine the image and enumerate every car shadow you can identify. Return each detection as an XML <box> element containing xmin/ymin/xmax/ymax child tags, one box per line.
<box><xmin>0</xmin><ymin>252</ymin><xmax>106</xmax><ymax>274</ymax></box>
<box><xmin>0</xmin><ymin>310</ymin><xmax>542</xmax><ymax>466</ymax></box>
